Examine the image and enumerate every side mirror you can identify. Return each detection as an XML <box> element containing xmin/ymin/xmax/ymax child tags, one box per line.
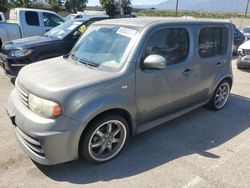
<box><xmin>142</xmin><ymin>55</ymin><xmax>167</xmax><ymax>70</ymax></box>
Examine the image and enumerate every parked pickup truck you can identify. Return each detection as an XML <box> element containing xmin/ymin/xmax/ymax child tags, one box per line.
<box><xmin>0</xmin><ymin>12</ymin><xmax>6</xmax><ymax>22</ymax></box>
<box><xmin>0</xmin><ymin>8</ymin><xmax>64</xmax><ymax>46</ymax></box>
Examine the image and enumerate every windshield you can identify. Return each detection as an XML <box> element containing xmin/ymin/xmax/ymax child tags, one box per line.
<box><xmin>70</xmin><ymin>25</ymin><xmax>138</xmax><ymax>71</ymax></box>
<box><xmin>45</xmin><ymin>20</ymin><xmax>83</xmax><ymax>39</ymax></box>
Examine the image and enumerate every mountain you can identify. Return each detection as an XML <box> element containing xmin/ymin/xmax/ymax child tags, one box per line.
<box><xmin>133</xmin><ymin>0</ymin><xmax>250</xmax><ymax>13</ymax></box>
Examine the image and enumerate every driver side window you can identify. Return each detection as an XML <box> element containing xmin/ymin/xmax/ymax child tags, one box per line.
<box><xmin>142</xmin><ymin>28</ymin><xmax>189</xmax><ymax>65</ymax></box>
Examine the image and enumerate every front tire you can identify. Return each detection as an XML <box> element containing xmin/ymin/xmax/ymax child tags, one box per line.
<box><xmin>206</xmin><ymin>80</ymin><xmax>231</xmax><ymax>111</ymax></box>
<box><xmin>79</xmin><ymin>114</ymin><xmax>128</xmax><ymax>163</ymax></box>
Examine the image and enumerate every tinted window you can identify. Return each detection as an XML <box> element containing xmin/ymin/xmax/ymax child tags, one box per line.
<box><xmin>198</xmin><ymin>27</ymin><xmax>227</xmax><ymax>58</ymax></box>
<box><xmin>43</xmin><ymin>13</ymin><xmax>64</xmax><ymax>27</ymax></box>
<box><xmin>142</xmin><ymin>28</ymin><xmax>189</xmax><ymax>65</ymax></box>
<box><xmin>25</xmin><ymin>11</ymin><xmax>39</xmax><ymax>26</ymax></box>
<box><xmin>0</xmin><ymin>16</ymin><xmax>2</xmax><ymax>21</ymax></box>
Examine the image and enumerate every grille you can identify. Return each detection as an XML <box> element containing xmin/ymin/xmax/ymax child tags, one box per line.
<box><xmin>16</xmin><ymin>83</ymin><xmax>28</xmax><ymax>107</ymax></box>
<box><xmin>15</xmin><ymin>127</ymin><xmax>45</xmax><ymax>157</ymax></box>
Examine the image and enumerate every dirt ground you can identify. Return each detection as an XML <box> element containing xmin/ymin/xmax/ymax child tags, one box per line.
<box><xmin>0</xmin><ymin>59</ymin><xmax>250</xmax><ymax>188</ymax></box>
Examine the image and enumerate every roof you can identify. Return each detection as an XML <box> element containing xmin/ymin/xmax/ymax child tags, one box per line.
<box><xmin>94</xmin><ymin>17</ymin><xmax>232</xmax><ymax>28</ymax></box>
<box><xmin>72</xmin><ymin>16</ymin><xmax>109</xmax><ymax>23</ymax></box>
<box><xmin>12</xmin><ymin>8</ymin><xmax>60</xmax><ymax>15</ymax></box>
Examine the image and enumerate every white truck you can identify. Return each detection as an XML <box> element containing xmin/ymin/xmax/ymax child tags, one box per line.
<box><xmin>0</xmin><ymin>8</ymin><xmax>64</xmax><ymax>46</ymax></box>
<box><xmin>0</xmin><ymin>12</ymin><xmax>6</xmax><ymax>22</ymax></box>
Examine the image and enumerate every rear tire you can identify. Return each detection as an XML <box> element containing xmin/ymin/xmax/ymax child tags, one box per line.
<box><xmin>79</xmin><ymin>114</ymin><xmax>128</xmax><ymax>164</ymax></box>
<box><xmin>206</xmin><ymin>80</ymin><xmax>231</xmax><ymax>111</ymax></box>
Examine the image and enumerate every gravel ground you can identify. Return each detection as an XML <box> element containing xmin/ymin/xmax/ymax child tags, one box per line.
<box><xmin>0</xmin><ymin>59</ymin><xmax>250</xmax><ymax>188</ymax></box>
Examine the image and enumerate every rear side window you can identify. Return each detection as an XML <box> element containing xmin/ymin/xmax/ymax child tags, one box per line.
<box><xmin>25</xmin><ymin>11</ymin><xmax>39</xmax><ymax>26</ymax></box>
<box><xmin>198</xmin><ymin>27</ymin><xmax>228</xmax><ymax>58</ymax></box>
<box><xmin>142</xmin><ymin>28</ymin><xmax>189</xmax><ymax>65</ymax></box>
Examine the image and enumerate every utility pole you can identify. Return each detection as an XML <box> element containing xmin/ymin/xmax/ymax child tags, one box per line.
<box><xmin>119</xmin><ymin>0</ymin><xmax>124</xmax><ymax>15</ymax></box>
<box><xmin>175</xmin><ymin>0</ymin><xmax>179</xmax><ymax>16</ymax></box>
<box><xmin>245</xmin><ymin>0</ymin><xmax>250</xmax><ymax>18</ymax></box>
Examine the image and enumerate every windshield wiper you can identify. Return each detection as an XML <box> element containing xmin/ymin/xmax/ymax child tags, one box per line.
<box><xmin>79</xmin><ymin>58</ymin><xmax>99</xmax><ymax>68</ymax></box>
<box><xmin>70</xmin><ymin>54</ymin><xmax>99</xmax><ymax>69</ymax></box>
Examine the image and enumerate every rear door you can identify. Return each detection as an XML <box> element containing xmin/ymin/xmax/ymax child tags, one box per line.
<box><xmin>191</xmin><ymin>25</ymin><xmax>230</xmax><ymax>104</ymax></box>
<box><xmin>42</xmin><ymin>12</ymin><xmax>64</xmax><ymax>33</ymax></box>
<box><xmin>20</xmin><ymin>11</ymin><xmax>44</xmax><ymax>37</ymax></box>
<box><xmin>136</xmin><ymin>26</ymin><xmax>195</xmax><ymax>126</ymax></box>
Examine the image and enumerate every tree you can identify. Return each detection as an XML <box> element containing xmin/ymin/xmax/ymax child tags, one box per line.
<box><xmin>48</xmin><ymin>0</ymin><xmax>61</xmax><ymax>12</ymax></box>
<box><xmin>100</xmin><ymin>0</ymin><xmax>132</xmax><ymax>17</ymax></box>
<box><xmin>0</xmin><ymin>0</ymin><xmax>9</xmax><ymax>12</ymax></box>
<box><xmin>8</xmin><ymin>0</ymin><xmax>32</xmax><ymax>9</ymax></box>
<box><xmin>121</xmin><ymin>0</ymin><xmax>132</xmax><ymax>15</ymax></box>
<box><xmin>65</xmin><ymin>0</ymin><xmax>88</xmax><ymax>13</ymax></box>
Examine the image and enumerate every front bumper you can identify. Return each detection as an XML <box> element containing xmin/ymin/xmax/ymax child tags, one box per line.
<box><xmin>237</xmin><ymin>56</ymin><xmax>250</xmax><ymax>69</ymax></box>
<box><xmin>0</xmin><ymin>53</ymin><xmax>29</xmax><ymax>77</ymax></box>
<box><xmin>6</xmin><ymin>89</ymin><xmax>84</xmax><ymax>165</ymax></box>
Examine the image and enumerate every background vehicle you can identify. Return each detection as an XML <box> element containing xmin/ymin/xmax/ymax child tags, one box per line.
<box><xmin>0</xmin><ymin>12</ymin><xmax>6</xmax><ymax>22</ymax></box>
<box><xmin>0</xmin><ymin>8</ymin><xmax>64</xmax><ymax>45</ymax></box>
<box><xmin>65</xmin><ymin>13</ymin><xmax>108</xmax><ymax>21</ymax></box>
<box><xmin>233</xmin><ymin>26</ymin><xmax>246</xmax><ymax>55</ymax></box>
<box><xmin>237</xmin><ymin>40</ymin><xmax>250</xmax><ymax>69</ymax></box>
<box><xmin>241</xmin><ymin>26</ymin><xmax>250</xmax><ymax>40</ymax></box>
<box><xmin>0</xmin><ymin>16</ymin><xmax>109</xmax><ymax>77</ymax></box>
<box><xmin>7</xmin><ymin>18</ymin><xmax>233</xmax><ymax>165</ymax></box>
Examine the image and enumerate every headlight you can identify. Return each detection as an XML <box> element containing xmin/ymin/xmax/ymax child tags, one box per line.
<box><xmin>9</xmin><ymin>49</ymin><xmax>33</xmax><ymax>57</ymax></box>
<box><xmin>238</xmin><ymin>48</ymin><xmax>244</xmax><ymax>56</ymax></box>
<box><xmin>28</xmin><ymin>94</ymin><xmax>61</xmax><ymax>118</ymax></box>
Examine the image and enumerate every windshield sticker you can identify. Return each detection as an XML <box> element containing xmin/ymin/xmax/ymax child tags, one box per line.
<box><xmin>116</xmin><ymin>27</ymin><xmax>136</xmax><ymax>38</ymax></box>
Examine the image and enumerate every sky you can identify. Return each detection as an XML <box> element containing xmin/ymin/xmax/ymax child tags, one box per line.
<box><xmin>87</xmin><ymin>0</ymin><xmax>164</xmax><ymax>6</ymax></box>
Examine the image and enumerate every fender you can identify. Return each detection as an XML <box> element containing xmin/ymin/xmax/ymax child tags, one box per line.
<box><xmin>70</xmin><ymin>93</ymin><xmax>136</xmax><ymax>135</ymax></box>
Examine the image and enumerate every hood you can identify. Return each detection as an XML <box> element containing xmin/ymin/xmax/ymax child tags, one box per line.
<box><xmin>3</xmin><ymin>36</ymin><xmax>59</xmax><ymax>50</ymax></box>
<box><xmin>17</xmin><ymin>57</ymin><xmax>117</xmax><ymax>99</ymax></box>
<box><xmin>239</xmin><ymin>40</ymin><xmax>250</xmax><ymax>50</ymax></box>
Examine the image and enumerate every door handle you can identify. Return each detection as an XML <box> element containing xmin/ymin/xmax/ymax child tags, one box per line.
<box><xmin>183</xmin><ymin>68</ymin><xmax>192</xmax><ymax>76</ymax></box>
<box><xmin>216</xmin><ymin>62</ymin><xmax>224</xmax><ymax>67</ymax></box>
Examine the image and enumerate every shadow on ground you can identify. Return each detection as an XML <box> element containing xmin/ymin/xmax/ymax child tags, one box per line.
<box><xmin>238</xmin><ymin>68</ymin><xmax>250</xmax><ymax>73</ymax></box>
<box><xmin>35</xmin><ymin>94</ymin><xmax>250</xmax><ymax>184</ymax></box>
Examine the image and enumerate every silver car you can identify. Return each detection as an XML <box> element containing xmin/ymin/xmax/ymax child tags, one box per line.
<box><xmin>6</xmin><ymin>18</ymin><xmax>234</xmax><ymax>165</ymax></box>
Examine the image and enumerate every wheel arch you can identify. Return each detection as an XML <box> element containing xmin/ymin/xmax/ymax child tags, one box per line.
<box><xmin>81</xmin><ymin>108</ymin><xmax>134</xmax><ymax>138</ymax></box>
<box><xmin>77</xmin><ymin>108</ymin><xmax>134</xmax><ymax>158</ymax></box>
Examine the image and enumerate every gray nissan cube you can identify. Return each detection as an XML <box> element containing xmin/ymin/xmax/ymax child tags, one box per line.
<box><xmin>6</xmin><ymin>18</ymin><xmax>234</xmax><ymax>165</ymax></box>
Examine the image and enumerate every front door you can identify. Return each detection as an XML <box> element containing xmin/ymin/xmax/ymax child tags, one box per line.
<box><xmin>136</xmin><ymin>27</ymin><xmax>195</xmax><ymax>125</ymax></box>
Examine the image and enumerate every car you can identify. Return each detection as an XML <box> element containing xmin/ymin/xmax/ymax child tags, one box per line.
<box><xmin>0</xmin><ymin>8</ymin><xmax>64</xmax><ymax>45</ymax></box>
<box><xmin>6</xmin><ymin>18</ymin><xmax>234</xmax><ymax>165</ymax></box>
<box><xmin>0</xmin><ymin>16</ymin><xmax>109</xmax><ymax>77</ymax></box>
<box><xmin>241</xmin><ymin>26</ymin><xmax>250</xmax><ymax>40</ymax></box>
<box><xmin>233</xmin><ymin>25</ymin><xmax>246</xmax><ymax>55</ymax></box>
<box><xmin>65</xmin><ymin>13</ymin><xmax>108</xmax><ymax>21</ymax></box>
<box><xmin>0</xmin><ymin>12</ymin><xmax>6</xmax><ymax>22</ymax></box>
<box><xmin>237</xmin><ymin>40</ymin><xmax>250</xmax><ymax>69</ymax></box>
